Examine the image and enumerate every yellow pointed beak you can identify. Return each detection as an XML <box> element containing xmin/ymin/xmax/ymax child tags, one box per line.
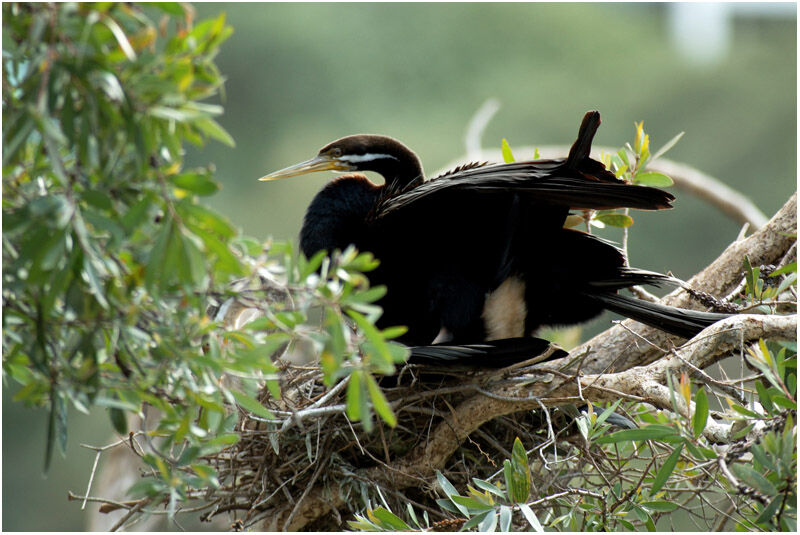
<box><xmin>258</xmin><ymin>155</ymin><xmax>352</xmax><ymax>182</ymax></box>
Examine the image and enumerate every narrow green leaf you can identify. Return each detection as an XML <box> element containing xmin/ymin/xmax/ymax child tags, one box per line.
<box><xmin>693</xmin><ymin>387</ymin><xmax>709</xmax><ymax>438</ymax></box>
<box><xmin>750</xmin><ymin>444</ymin><xmax>776</xmax><ymax>472</ymax></box>
<box><xmin>769</xmin><ymin>261</ymin><xmax>797</xmax><ymax>278</ymax></box>
<box><xmin>346</xmin><ymin>370</ymin><xmax>363</xmax><ymax>422</ymax></box>
<box><xmin>371</xmin><ymin>507</ymin><xmax>412</xmax><ymax>530</ymax></box>
<box><xmin>729</xmin><ymin>403</ymin><xmax>761</xmax><ymax>418</ymax></box>
<box><xmin>501</xmin><ymin>138</ymin><xmax>515</xmax><ymax>163</ymax></box>
<box><xmin>229</xmin><ymin>389</ymin><xmax>273</xmax><ymax>420</ymax></box>
<box><xmin>754</xmin><ymin>495</ymin><xmax>784</xmax><ymax>525</ymax></box>
<box><xmin>478</xmin><ymin>509</ymin><xmax>497</xmax><ymax>532</ymax></box>
<box><xmin>451</xmin><ymin>495</ymin><xmax>493</xmax><ymax>511</ymax></box>
<box><xmin>472</xmin><ymin>478</ymin><xmax>506</xmax><ymax>498</ymax></box>
<box><xmin>436</xmin><ymin>470</ymin><xmax>469</xmax><ymax>516</ymax></box>
<box><xmin>755</xmin><ymin>380</ymin><xmax>776</xmax><ymax>415</ymax></box>
<box><xmin>172</xmin><ymin>172</ymin><xmax>220</xmax><ymax>196</ymax></box>
<box><xmin>743</xmin><ymin>256</ymin><xmax>756</xmax><ymax>297</ymax></box>
<box><xmin>365</xmin><ymin>373</ymin><xmax>396</xmax><ymax>427</ymax></box>
<box><xmin>594</xmin><ymin>399</ymin><xmax>624</xmax><ymax>427</ymax></box>
<box><xmin>642</xmin><ymin>500</ymin><xmax>679</xmax><ymax>512</ymax></box>
<box><xmin>617</xmin><ymin>148</ymin><xmax>631</xmax><ymax>168</ymax></box>
<box><xmin>499</xmin><ymin>505</ymin><xmax>512</xmax><ymax>532</ymax></box>
<box><xmin>650</xmin><ymin>131</ymin><xmax>685</xmax><ymax>162</ymax></box>
<box><xmin>194</xmin><ymin>117</ymin><xmax>236</xmax><ymax>147</ymax></box>
<box><xmin>347</xmin><ymin>310</ymin><xmax>393</xmax><ymax>372</ymax></box>
<box><xmin>634</xmin><ymin>172</ymin><xmax>674</xmax><ymax>187</ymax></box>
<box><xmin>109</xmin><ymin>407</ymin><xmax>128</xmax><ymax>434</ymax></box>
<box><xmin>594</xmin><ymin>424</ymin><xmax>678</xmax><ymax>444</ymax></box>
<box><xmin>463</xmin><ymin>510</ymin><xmax>493</xmax><ymax>530</ymax></box>
<box><xmin>595</xmin><ymin>213</ymin><xmax>634</xmax><ymax>228</ymax></box>
<box><xmin>649</xmin><ymin>442</ymin><xmax>684</xmax><ymax>496</ymax></box>
<box><xmin>730</xmin><ymin>463</ymin><xmax>778</xmax><ymax>495</ymax></box>
<box><xmin>100</xmin><ymin>15</ymin><xmax>137</xmax><ymax>61</ymax></box>
<box><xmin>519</xmin><ymin>503</ymin><xmax>543</xmax><ymax>532</ymax></box>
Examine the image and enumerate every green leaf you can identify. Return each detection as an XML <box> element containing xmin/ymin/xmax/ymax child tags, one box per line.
<box><xmin>595</xmin><ymin>213</ymin><xmax>634</xmax><ymax>228</ymax></box>
<box><xmin>754</xmin><ymin>495</ymin><xmax>784</xmax><ymax>526</ymax></box>
<box><xmin>642</xmin><ymin>500</ymin><xmax>679</xmax><ymax>512</ymax></box>
<box><xmin>371</xmin><ymin>507</ymin><xmax>412</xmax><ymax>530</ymax></box>
<box><xmin>365</xmin><ymin>373</ymin><xmax>396</xmax><ymax>427</ymax></box>
<box><xmin>693</xmin><ymin>387</ymin><xmax>709</xmax><ymax>438</ymax></box>
<box><xmin>634</xmin><ymin>172</ymin><xmax>674</xmax><ymax>187</ymax></box>
<box><xmin>730</xmin><ymin>463</ymin><xmax>778</xmax><ymax>495</ymax></box>
<box><xmin>594</xmin><ymin>424</ymin><xmax>678</xmax><ymax>444</ymax></box>
<box><xmin>478</xmin><ymin>509</ymin><xmax>497</xmax><ymax>532</ymax></box>
<box><xmin>472</xmin><ymin>478</ymin><xmax>506</xmax><ymax>498</ymax></box>
<box><xmin>519</xmin><ymin>503</ymin><xmax>543</xmax><ymax>532</ymax></box>
<box><xmin>172</xmin><ymin>172</ymin><xmax>220</xmax><ymax>196</ymax></box>
<box><xmin>346</xmin><ymin>370</ymin><xmax>371</xmax><ymax>431</ymax></box>
<box><xmin>729</xmin><ymin>403</ymin><xmax>761</xmax><ymax>418</ymax></box>
<box><xmin>650</xmin><ymin>131</ymin><xmax>685</xmax><ymax>162</ymax></box>
<box><xmin>499</xmin><ymin>505</ymin><xmax>512</xmax><ymax>532</ymax></box>
<box><xmin>504</xmin><ymin>437</ymin><xmax>531</xmax><ymax>503</ymax></box>
<box><xmin>650</xmin><ymin>442</ymin><xmax>684</xmax><ymax>496</ymax></box>
<box><xmin>594</xmin><ymin>399</ymin><xmax>624</xmax><ymax>427</ymax></box>
<box><xmin>769</xmin><ymin>261</ymin><xmax>796</xmax><ymax>278</ymax></box>
<box><xmin>501</xmin><ymin>138</ymin><xmax>515</xmax><ymax>163</ymax></box>
<box><xmin>451</xmin><ymin>495</ymin><xmax>493</xmax><ymax>511</ymax></box>
<box><xmin>229</xmin><ymin>389</ymin><xmax>274</xmax><ymax>421</ymax></box>
<box><xmin>743</xmin><ymin>256</ymin><xmax>756</xmax><ymax>297</ymax></box>
<box><xmin>347</xmin><ymin>310</ymin><xmax>394</xmax><ymax>373</ymax></box>
<box><xmin>194</xmin><ymin>117</ymin><xmax>236</xmax><ymax>147</ymax></box>
<box><xmin>109</xmin><ymin>407</ymin><xmax>128</xmax><ymax>434</ymax></box>
<box><xmin>750</xmin><ymin>444</ymin><xmax>776</xmax><ymax>472</ymax></box>
<box><xmin>755</xmin><ymin>380</ymin><xmax>776</xmax><ymax>415</ymax></box>
<box><xmin>436</xmin><ymin>470</ymin><xmax>469</xmax><ymax>516</ymax></box>
<box><xmin>463</xmin><ymin>510</ymin><xmax>493</xmax><ymax>530</ymax></box>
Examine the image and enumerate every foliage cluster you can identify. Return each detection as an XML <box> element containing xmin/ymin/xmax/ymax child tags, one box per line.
<box><xmin>1</xmin><ymin>3</ymin><xmax>402</xmax><ymax>518</ymax></box>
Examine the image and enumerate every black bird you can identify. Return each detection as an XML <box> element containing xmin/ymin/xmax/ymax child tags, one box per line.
<box><xmin>259</xmin><ymin>112</ymin><xmax>729</xmax><ymax>357</ymax></box>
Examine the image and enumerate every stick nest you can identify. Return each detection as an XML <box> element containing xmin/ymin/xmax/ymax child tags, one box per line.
<box><xmin>201</xmin><ymin>362</ymin><xmax>585</xmax><ymax>530</ymax></box>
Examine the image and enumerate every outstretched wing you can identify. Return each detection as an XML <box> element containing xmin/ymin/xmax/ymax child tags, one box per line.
<box><xmin>376</xmin><ymin>111</ymin><xmax>675</xmax><ymax>217</ymax></box>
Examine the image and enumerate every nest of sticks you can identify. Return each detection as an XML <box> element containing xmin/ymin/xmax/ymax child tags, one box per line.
<box><xmin>200</xmin><ymin>359</ymin><xmax>589</xmax><ymax>531</ymax></box>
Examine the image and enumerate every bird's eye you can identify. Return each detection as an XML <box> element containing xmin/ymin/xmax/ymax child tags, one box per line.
<box><xmin>332</xmin><ymin>148</ymin><xmax>343</xmax><ymax>157</ymax></box>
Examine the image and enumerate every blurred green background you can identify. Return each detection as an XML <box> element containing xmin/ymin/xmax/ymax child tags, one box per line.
<box><xmin>3</xmin><ymin>2</ymin><xmax>796</xmax><ymax>530</ymax></box>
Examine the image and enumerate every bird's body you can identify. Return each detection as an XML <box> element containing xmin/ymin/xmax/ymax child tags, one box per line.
<box><xmin>261</xmin><ymin>111</ymin><xmax>730</xmax><ymax>353</ymax></box>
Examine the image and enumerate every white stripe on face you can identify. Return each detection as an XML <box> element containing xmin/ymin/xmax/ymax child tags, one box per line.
<box><xmin>338</xmin><ymin>153</ymin><xmax>399</xmax><ymax>164</ymax></box>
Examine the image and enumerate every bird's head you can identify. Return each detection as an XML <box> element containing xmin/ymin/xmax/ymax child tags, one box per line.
<box><xmin>259</xmin><ymin>135</ymin><xmax>423</xmax><ymax>185</ymax></box>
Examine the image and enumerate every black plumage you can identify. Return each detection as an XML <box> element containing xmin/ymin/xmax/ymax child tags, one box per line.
<box><xmin>259</xmin><ymin>111</ymin><xmax>730</xmax><ymax>360</ymax></box>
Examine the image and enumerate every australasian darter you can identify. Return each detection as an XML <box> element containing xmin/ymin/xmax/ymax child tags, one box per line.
<box><xmin>259</xmin><ymin>111</ymin><xmax>731</xmax><ymax>366</ymax></box>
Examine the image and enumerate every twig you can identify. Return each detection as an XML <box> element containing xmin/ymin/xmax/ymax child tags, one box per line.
<box><xmin>464</xmin><ymin>98</ymin><xmax>500</xmax><ymax>161</ymax></box>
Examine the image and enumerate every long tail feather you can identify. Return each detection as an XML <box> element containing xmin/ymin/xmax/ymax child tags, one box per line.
<box><xmin>592</xmin><ymin>293</ymin><xmax>731</xmax><ymax>339</ymax></box>
<box><xmin>408</xmin><ymin>337</ymin><xmax>567</xmax><ymax>368</ymax></box>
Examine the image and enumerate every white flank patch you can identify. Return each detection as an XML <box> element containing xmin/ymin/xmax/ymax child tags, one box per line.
<box><xmin>482</xmin><ymin>276</ymin><xmax>527</xmax><ymax>340</ymax></box>
<box><xmin>339</xmin><ymin>153</ymin><xmax>398</xmax><ymax>164</ymax></box>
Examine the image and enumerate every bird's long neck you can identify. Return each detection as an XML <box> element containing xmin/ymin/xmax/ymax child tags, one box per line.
<box><xmin>299</xmin><ymin>175</ymin><xmax>381</xmax><ymax>258</ymax></box>
<box><xmin>343</xmin><ymin>136</ymin><xmax>425</xmax><ymax>190</ymax></box>
<box><xmin>370</xmin><ymin>151</ymin><xmax>424</xmax><ymax>190</ymax></box>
